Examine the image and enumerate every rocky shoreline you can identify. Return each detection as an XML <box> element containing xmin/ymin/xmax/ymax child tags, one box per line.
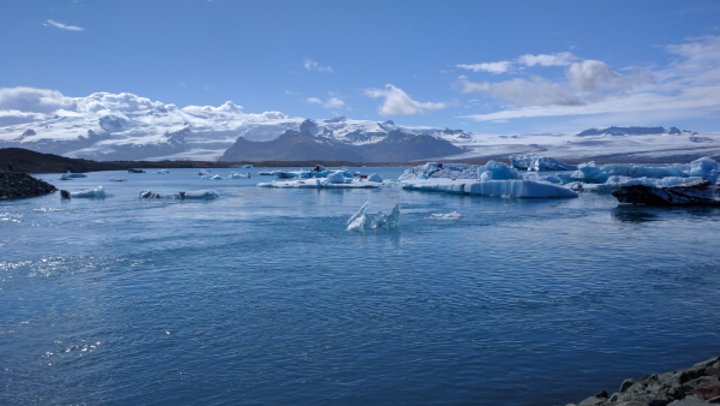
<box><xmin>570</xmin><ymin>356</ymin><xmax>720</xmax><ymax>406</ymax></box>
<box><xmin>0</xmin><ymin>169</ymin><xmax>57</xmax><ymax>200</ymax></box>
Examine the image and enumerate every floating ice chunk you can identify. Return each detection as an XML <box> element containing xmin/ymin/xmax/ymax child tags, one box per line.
<box><xmin>59</xmin><ymin>171</ymin><xmax>87</xmax><ymax>180</ymax></box>
<box><xmin>198</xmin><ymin>169</ymin><xmax>212</xmax><ymax>176</ymax></box>
<box><xmin>367</xmin><ymin>173</ymin><xmax>383</xmax><ymax>183</ymax></box>
<box><xmin>428</xmin><ymin>211</ymin><xmax>463</xmax><ymax>221</ymax></box>
<box><xmin>569</xmin><ymin>158</ymin><xmax>719</xmax><ymax>184</ymax></box>
<box><xmin>478</xmin><ymin>160</ymin><xmax>519</xmax><ymax>181</ymax></box>
<box><xmin>510</xmin><ymin>155</ymin><xmax>577</xmax><ymax>171</ymax></box>
<box><xmin>201</xmin><ymin>174</ymin><xmax>222</xmax><ymax>180</ymax></box>
<box><xmin>346</xmin><ymin>201</ymin><xmax>399</xmax><ymax>232</ymax></box>
<box><xmin>467</xmin><ymin>180</ymin><xmax>578</xmax><ymax>198</ymax></box>
<box><xmin>140</xmin><ymin>189</ymin><xmax>219</xmax><ymax>200</ymax></box>
<box><xmin>156</xmin><ymin>169</ymin><xmax>170</xmax><ymax>174</ymax></box>
<box><xmin>69</xmin><ymin>186</ymin><xmax>111</xmax><ymax>199</ymax></box>
<box><xmin>109</xmin><ymin>177</ymin><xmax>127</xmax><ymax>182</ymax></box>
<box><xmin>583</xmin><ymin>175</ymin><xmax>707</xmax><ymax>194</ymax></box>
<box><xmin>612</xmin><ymin>179</ymin><xmax>720</xmax><ymax>206</ymax></box>
<box><xmin>399</xmin><ymin>162</ymin><xmax>476</xmax><ymax>181</ymax></box>
<box><xmin>180</xmin><ymin>190</ymin><xmax>220</xmax><ymax>200</ymax></box>
<box><xmin>323</xmin><ymin>171</ymin><xmax>352</xmax><ymax>185</ymax></box>
<box><xmin>257</xmin><ymin>178</ymin><xmax>381</xmax><ymax>189</ymax></box>
<box><xmin>687</xmin><ymin>157</ymin><xmax>718</xmax><ymax>183</ymax></box>
<box><xmin>227</xmin><ymin>172</ymin><xmax>251</xmax><ymax>179</ymax></box>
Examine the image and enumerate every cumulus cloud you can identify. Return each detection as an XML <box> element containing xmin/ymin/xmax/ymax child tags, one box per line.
<box><xmin>303</xmin><ymin>58</ymin><xmax>333</xmax><ymax>73</ymax></box>
<box><xmin>0</xmin><ymin>87</ymin><xmax>77</xmax><ymax>113</ymax></box>
<box><xmin>365</xmin><ymin>84</ymin><xmax>446</xmax><ymax>116</ymax></box>
<box><xmin>517</xmin><ymin>52</ymin><xmax>575</xmax><ymax>67</ymax></box>
<box><xmin>44</xmin><ymin>19</ymin><xmax>84</xmax><ymax>32</ymax></box>
<box><xmin>462</xmin><ymin>36</ymin><xmax>720</xmax><ymax>123</ymax></box>
<box><xmin>459</xmin><ymin>59</ymin><xmax>650</xmax><ymax>108</ymax></box>
<box><xmin>307</xmin><ymin>96</ymin><xmax>345</xmax><ymax>109</ymax></box>
<box><xmin>456</xmin><ymin>61</ymin><xmax>511</xmax><ymax>74</ymax></box>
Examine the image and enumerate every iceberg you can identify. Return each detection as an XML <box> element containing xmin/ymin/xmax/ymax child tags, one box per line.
<box><xmin>367</xmin><ymin>173</ymin><xmax>383</xmax><ymax>183</ymax></box>
<box><xmin>258</xmin><ymin>171</ymin><xmax>382</xmax><ymax>189</ymax></box>
<box><xmin>428</xmin><ymin>211</ymin><xmax>463</xmax><ymax>221</ymax></box>
<box><xmin>201</xmin><ymin>174</ymin><xmax>223</xmax><ymax>180</ymax></box>
<box><xmin>109</xmin><ymin>177</ymin><xmax>127</xmax><ymax>182</ymax></box>
<box><xmin>568</xmin><ymin>157</ymin><xmax>719</xmax><ymax>184</ymax></box>
<box><xmin>400</xmin><ymin>161</ymin><xmax>578</xmax><ymax>198</ymax></box>
<box><xmin>59</xmin><ymin>171</ymin><xmax>88</xmax><ymax>180</ymax></box>
<box><xmin>68</xmin><ymin>186</ymin><xmax>111</xmax><ymax>199</ymax></box>
<box><xmin>156</xmin><ymin>169</ymin><xmax>170</xmax><ymax>174</ymax></box>
<box><xmin>139</xmin><ymin>189</ymin><xmax>220</xmax><ymax>200</ymax></box>
<box><xmin>227</xmin><ymin>172</ymin><xmax>251</xmax><ymax>179</ymax></box>
<box><xmin>346</xmin><ymin>202</ymin><xmax>399</xmax><ymax>232</ymax></box>
<box><xmin>510</xmin><ymin>155</ymin><xmax>577</xmax><ymax>171</ymax></box>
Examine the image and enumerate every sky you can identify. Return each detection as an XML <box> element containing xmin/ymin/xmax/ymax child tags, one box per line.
<box><xmin>1</xmin><ymin>0</ymin><xmax>720</xmax><ymax>134</ymax></box>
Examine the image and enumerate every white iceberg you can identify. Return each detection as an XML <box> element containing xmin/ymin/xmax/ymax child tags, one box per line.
<box><xmin>59</xmin><ymin>171</ymin><xmax>88</xmax><ymax>180</ymax></box>
<box><xmin>257</xmin><ymin>172</ymin><xmax>382</xmax><ymax>189</ymax></box>
<box><xmin>227</xmin><ymin>172</ymin><xmax>251</xmax><ymax>179</ymax></box>
<box><xmin>367</xmin><ymin>173</ymin><xmax>383</xmax><ymax>183</ymax></box>
<box><xmin>69</xmin><ymin>186</ymin><xmax>111</xmax><ymax>199</ymax></box>
<box><xmin>346</xmin><ymin>202</ymin><xmax>399</xmax><ymax>232</ymax></box>
<box><xmin>140</xmin><ymin>189</ymin><xmax>219</xmax><ymax>200</ymax></box>
<box><xmin>400</xmin><ymin>160</ymin><xmax>578</xmax><ymax>198</ymax></box>
<box><xmin>201</xmin><ymin>174</ymin><xmax>223</xmax><ymax>180</ymax></box>
<box><xmin>428</xmin><ymin>211</ymin><xmax>463</xmax><ymax>221</ymax></box>
<box><xmin>568</xmin><ymin>157</ymin><xmax>719</xmax><ymax>184</ymax></box>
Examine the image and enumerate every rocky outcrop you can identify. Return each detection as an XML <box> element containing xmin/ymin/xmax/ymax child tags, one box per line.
<box><xmin>0</xmin><ymin>169</ymin><xmax>56</xmax><ymax>199</ymax></box>
<box><xmin>612</xmin><ymin>180</ymin><xmax>720</xmax><ymax>206</ymax></box>
<box><xmin>570</xmin><ymin>356</ymin><xmax>720</xmax><ymax>406</ymax></box>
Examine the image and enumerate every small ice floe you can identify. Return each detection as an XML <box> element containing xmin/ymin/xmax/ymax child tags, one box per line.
<box><xmin>109</xmin><ymin>177</ymin><xmax>127</xmax><ymax>182</ymax></box>
<box><xmin>59</xmin><ymin>171</ymin><xmax>87</xmax><ymax>180</ymax></box>
<box><xmin>198</xmin><ymin>169</ymin><xmax>213</xmax><ymax>176</ymax></box>
<box><xmin>127</xmin><ymin>168</ymin><xmax>145</xmax><ymax>173</ymax></box>
<box><xmin>258</xmin><ymin>171</ymin><xmax>274</xmax><ymax>176</ymax></box>
<box><xmin>201</xmin><ymin>174</ymin><xmax>222</xmax><ymax>180</ymax></box>
<box><xmin>242</xmin><ymin>164</ymin><xmax>253</xmax><ymax>169</ymax></box>
<box><xmin>258</xmin><ymin>170</ymin><xmax>383</xmax><ymax>189</ymax></box>
<box><xmin>139</xmin><ymin>190</ymin><xmax>219</xmax><ymax>200</ymax></box>
<box><xmin>428</xmin><ymin>211</ymin><xmax>463</xmax><ymax>221</ymax></box>
<box><xmin>156</xmin><ymin>169</ymin><xmax>170</xmax><ymax>174</ymax></box>
<box><xmin>346</xmin><ymin>201</ymin><xmax>399</xmax><ymax>232</ymax></box>
<box><xmin>227</xmin><ymin>172</ymin><xmax>251</xmax><ymax>179</ymax></box>
<box><xmin>61</xmin><ymin>186</ymin><xmax>112</xmax><ymax>199</ymax></box>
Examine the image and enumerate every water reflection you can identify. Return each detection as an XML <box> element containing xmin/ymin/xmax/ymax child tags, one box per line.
<box><xmin>612</xmin><ymin>205</ymin><xmax>720</xmax><ymax>223</ymax></box>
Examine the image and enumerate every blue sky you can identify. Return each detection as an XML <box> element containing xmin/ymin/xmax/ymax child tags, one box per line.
<box><xmin>1</xmin><ymin>0</ymin><xmax>719</xmax><ymax>133</ymax></box>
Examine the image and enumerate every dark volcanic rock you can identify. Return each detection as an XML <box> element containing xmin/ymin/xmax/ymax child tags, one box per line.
<box><xmin>570</xmin><ymin>356</ymin><xmax>720</xmax><ymax>406</ymax></box>
<box><xmin>612</xmin><ymin>180</ymin><xmax>720</xmax><ymax>206</ymax></box>
<box><xmin>0</xmin><ymin>169</ymin><xmax>56</xmax><ymax>199</ymax></box>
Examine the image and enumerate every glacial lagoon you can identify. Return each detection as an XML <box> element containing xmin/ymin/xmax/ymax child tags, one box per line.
<box><xmin>1</xmin><ymin>167</ymin><xmax>720</xmax><ymax>405</ymax></box>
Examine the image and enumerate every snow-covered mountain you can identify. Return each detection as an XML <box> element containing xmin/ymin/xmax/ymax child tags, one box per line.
<box><xmin>220</xmin><ymin>119</ymin><xmax>463</xmax><ymax>162</ymax></box>
<box><xmin>0</xmin><ymin>88</ymin><xmax>471</xmax><ymax>161</ymax></box>
<box><xmin>1</xmin><ymin>87</ymin><xmax>719</xmax><ymax>163</ymax></box>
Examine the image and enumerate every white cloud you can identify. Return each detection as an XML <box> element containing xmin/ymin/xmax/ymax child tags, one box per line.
<box><xmin>303</xmin><ymin>58</ymin><xmax>333</xmax><ymax>73</ymax></box>
<box><xmin>0</xmin><ymin>87</ymin><xmax>76</xmax><ymax>113</ymax></box>
<box><xmin>456</xmin><ymin>61</ymin><xmax>511</xmax><ymax>74</ymax></box>
<box><xmin>44</xmin><ymin>19</ymin><xmax>84</xmax><ymax>32</ymax></box>
<box><xmin>517</xmin><ymin>52</ymin><xmax>575</xmax><ymax>67</ymax></box>
<box><xmin>462</xmin><ymin>36</ymin><xmax>720</xmax><ymax>124</ymax></box>
<box><xmin>459</xmin><ymin>59</ymin><xmax>650</xmax><ymax>108</ymax></box>
<box><xmin>365</xmin><ymin>84</ymin><xmax>446</xmax><ymax>116</ymax></box>
<box><xmin>307</xmin><ymin>96</ymin><xmax>345</xmax><ymax>110</ymax></box>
